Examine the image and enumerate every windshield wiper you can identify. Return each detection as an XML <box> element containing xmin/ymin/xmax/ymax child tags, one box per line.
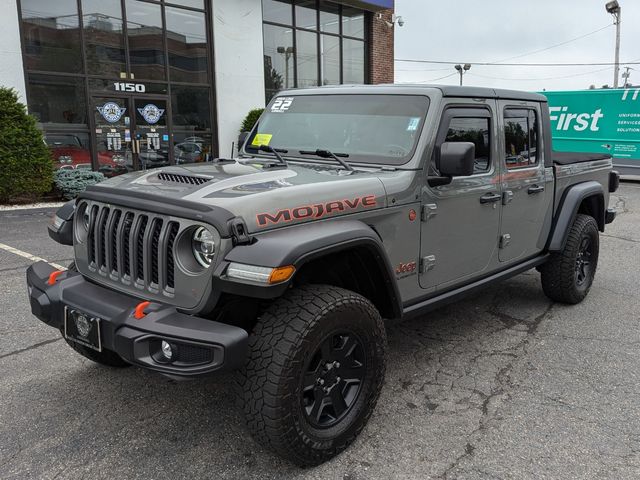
<box><xmin>299</xmin><ymin>149</ymin><xmax>354</xmax><ymax>172</ymax></box>
<box><xmin>257</xmin><ymin>145</ymin><xmax>288</xmax><ymax>167</ymax></box>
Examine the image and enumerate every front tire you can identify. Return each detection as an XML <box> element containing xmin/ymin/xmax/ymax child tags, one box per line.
<box><xmin>540</xmin><ymin>213</ymin><xmax>599</xmax><ymax>304</ymax></box>
<box><xmin>238</xmin><ymin>285</ymin><xmax>387</xmax><ymax>466</ymax></box>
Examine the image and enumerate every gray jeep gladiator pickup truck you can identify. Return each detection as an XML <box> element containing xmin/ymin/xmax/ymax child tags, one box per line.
<box><xmin>27</xmin><ymin>85</ymin><xmax>619</xmax><ymax>466</ymax></box>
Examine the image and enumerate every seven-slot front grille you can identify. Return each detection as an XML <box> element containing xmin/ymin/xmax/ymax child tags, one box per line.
<box><xmin>86</xmin><ymin>204</ymin><xmax>179</xmax><ymax>293</ymax></box>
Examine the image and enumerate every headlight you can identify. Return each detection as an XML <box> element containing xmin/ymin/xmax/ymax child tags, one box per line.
<box><xmin>192</xmin><ymin>226</ymin><xmax>215</xmax><ymax>267</ymax></box>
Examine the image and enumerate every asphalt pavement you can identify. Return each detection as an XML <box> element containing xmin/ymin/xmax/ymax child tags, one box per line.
<box><xmin>1</xmin><ymin>184</ymin><xmax>639</xmax><ymax>479</ymax></box>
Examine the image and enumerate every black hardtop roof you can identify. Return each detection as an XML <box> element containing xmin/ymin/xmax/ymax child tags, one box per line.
<box><xmin>277</xmin><ymin>84</ymin><xmax>547</xmax><ymax>103</ymax></box>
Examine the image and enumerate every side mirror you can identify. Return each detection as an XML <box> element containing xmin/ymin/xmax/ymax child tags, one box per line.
<box><xmin>439</xmin><ymin>142</ymin><xmax>475</xmax><ymax>177</ymax></box>
<box><xmin>238</xmin><ymin>131</ymin><xmax>250</xmax><ymax>150</ymax></box>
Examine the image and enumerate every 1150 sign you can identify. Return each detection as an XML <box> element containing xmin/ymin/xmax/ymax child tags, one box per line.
<box><xmin>113</xmin><ymin>82</ymin><xmax>146</xmax><ymax>93</ymax></box>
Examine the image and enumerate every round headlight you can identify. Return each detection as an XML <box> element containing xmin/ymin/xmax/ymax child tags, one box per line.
<box><xmin>82</xmin><ymin>208</ymin><xmax>90</xmax><ymax>231</ymax></box>
<box><xmin>192</xmin><ymin>226</ymin><xmax>215</xmax><ymax>267</ymax></box>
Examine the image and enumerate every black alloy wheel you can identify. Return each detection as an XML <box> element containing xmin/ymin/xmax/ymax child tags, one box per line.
<box><xmin>575</xmin><ymin>236</ymin><xmax>594</xmax><ymax>286</ymax></box>
<box><xmin>301</xmin><ymin>331</ymin><xmax>366</xmax><ymax>429</ymax></box>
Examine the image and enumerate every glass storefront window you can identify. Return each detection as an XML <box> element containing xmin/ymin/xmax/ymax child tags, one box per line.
<box><xmin>263</xmin><ymin>24</ymin><xmax>294</xmax><ymax>101</ymax></box>
<box><xmin>262</xmin><ymin>0</ymin><xmax>293</xmax><ymax>25</ymax></box>
<box><xmin>27</xmin><ymin>74</ymin><xmax>87</xmax><ymax>128</ymax></box>
<box><xmin>20</xmin><ymin>0</ymin><xmax>82</xmax><ymax>73</ymax></box>
<box><xmin>296</xmin><ymin>30</ymin><xmax>318</xmax><ymax>88</ymax></box>
<box><xmin>171</xmin><ymin>86</ymin><xmax>211</xmax><ymax>130</ymax></box>
<box><xmin>166</xmin><ymin>0</ymin><xmax>204</xmax><ymax>9</ymax></box>
<box><xmin>295</xmin><ymin>0</ymin><xmax>317</xmax><ymax>30</ymax></box>
<box><xmin>173</xmin><ymin>133</ymin><xmax>213</xmax><ymax>165</ymax></box>
<box><xmin>45</xmin><ymin>132</ymin><xmax>93</xmax><ymax>172</ymax></box>
<box><xmin>319</xmin><ymin>1</ymin><xmax>340</xmax><ymax>34</ymax></box>
<box><xmin>343</xmin><ymin>38</ymin><xmax>365</xmax><ymax>84</ymax></box>
<box><xmin>82</xmin><ymin>0</ymin><xmax>126</xmax><ymax>77</ymax></box>
<box><xmin>125</xmin><ymin>0</ymin><xmax>165</xmax><ymax>81</ymax></box>
<box><xmin>320</xmin><ymin>34</ymin><xmax>340</xmax><ymax>85</ymax></box>
<box><xmin>263</xmin><ymin>0</ymin><xmax>368</xmax><ymax>100</ymax></box>
<box><xmin>166</xmin><ymin>6</ymin><xmax>208</xmax><ymax>83</ymax></box>
<box><xmin>342</xmin><ymin>6</ymin><xmax>364</xmax><ymax>39</ymax></box>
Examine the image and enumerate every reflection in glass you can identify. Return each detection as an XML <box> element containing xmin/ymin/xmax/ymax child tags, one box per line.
<box><xmin>446</xmin><ymin>117</ymin><xmax>490</xmax><ymax>173</ymax></box>
<box><xmin>295</xmin><ymin>0</ymin><xmax>317</xmax><ymax>30</ymax></box>
<box><xmin>342</xmin><ymin>6</ymin><xmax>364</xmax><ymax>38</ymax></box>
<box><xmin>320</xmin><ymin>35</ymin><xmax>340</xmax><ymax>85</ymax></box>
<box><xmin>263</xmin><ymin>24</ymin><xmax>294</xmax><ymax>101</ymax></box>
<box><xmin>173</xmin><ymin>133</ymin><xmax>212</xmax><ymax>165</ymax></box>
<box><xmin>166</xmin><ymin>0</ymin><xmax>203</xmax><ymax>9</ymax></box>
<box><xmin>82</xmin><ymin>0</ymin><xmax>126</xmax><ymax>77</ymax></box>
<box><xmin>166</xmin><ymin>7</ymin><xmax>208</xmax><ymax>83</ymax></box>
<box><xmin>343</xmin><ymin>38</ymin><xmax>364</xmax><ymax>84</ymax></box>
<box><xmin>92</xmin><ymin>97</ymin><xmax>132</xmax><ymax>177</ymax></box>
<box><xmin>296</xmin><ymin>30</ymin><xmax>318</xmax><ymax>87</ymax></box>
<box><xmin>171</xmin><ymin>86</ymin><xmax>211</xmax><ymax>130</ymax></box>
<box><xmin>28</xmin><ymin>74</ymin><xmax>87</xmax><ymax>128</ymax></box>
<box><xmin>20</xmin><ymin>0</ymin><xmax>82</xmax><ymax>73</ymax></box>
<box><xmin>135</xmin><ymin>98</ymin><xmax>170</xmax><ymax>170</ymax></box>
<box><xmin>262</xmin><ymin>0</ymin><xmax>292</xmax><ymax>25</ymax></box>
<box><xmin>126</xmin><ymin>0</ymin><xmax>165</xmax><ymax>80</ymax></box>
<box><xmin>319</xmin><ymin>1</ymin><xmax>339</xmax><ymax>34</ymax></box>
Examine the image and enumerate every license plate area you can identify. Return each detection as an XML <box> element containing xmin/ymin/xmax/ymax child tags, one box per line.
<box><xmin>64</xmin><ymin>306</ymin><xmax>102</xmax><ymax>352</ymax></box>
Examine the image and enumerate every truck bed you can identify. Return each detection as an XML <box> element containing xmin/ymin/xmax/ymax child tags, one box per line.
<box><xmin>553</xmin><ymin>151</ymin><xmax>612</xmax><ymax>165</ymax></box>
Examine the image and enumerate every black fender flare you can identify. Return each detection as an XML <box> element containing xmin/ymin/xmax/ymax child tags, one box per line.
<box><xmin>547</xmin><ymin>181</ymin><xmax>605</xmax><ymax>252</ymax></box>
<box><xmin>48</xmin><ymin>200</ymin><xmax>76</xmax><ymax>246</ymax></box>
<box><xmin>214</xmin><ymin>220</ymin><xmax>402</xmax><ymax>318</ymax></box>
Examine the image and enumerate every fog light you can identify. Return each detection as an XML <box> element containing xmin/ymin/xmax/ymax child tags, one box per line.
<box><xmin>161</xmin><ymin>340</ymin><xmax>174</xmax><ymax>360</ymax></box>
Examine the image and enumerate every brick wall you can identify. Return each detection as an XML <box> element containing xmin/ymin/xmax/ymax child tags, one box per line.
<box><xmin>369</xmin><ymin>9</ymin><xmax>394</xmax><ymax>84</ymax></box>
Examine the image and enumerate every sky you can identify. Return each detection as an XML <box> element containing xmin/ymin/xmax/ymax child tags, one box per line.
<box><xmin>394</xmin><ymin>0</ymin><xmax>640</xmax><ymax>91</ymax></box>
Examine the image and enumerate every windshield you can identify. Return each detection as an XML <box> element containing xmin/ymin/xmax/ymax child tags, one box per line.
<box><xmin>245</xmin><ymin>94</ymin><xmax>430</xmax><ymax>165</ymax></box>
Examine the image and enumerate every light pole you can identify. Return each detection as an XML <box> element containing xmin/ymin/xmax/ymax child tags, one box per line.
<box><xmin>454</xmin><ymin>64</ymin><xmax>471</xmax><ymax>86</ymax></box>
<box><xmin>277</xmin><ymin>46</ymin><xmax>294</xmax><ymax>88</ymax></box>
<box><xmin>605</xmin><ymin>1</ymin><xmax>622</xmax><ymax>88</ymax></box>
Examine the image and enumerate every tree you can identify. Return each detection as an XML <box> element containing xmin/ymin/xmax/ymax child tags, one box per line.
<box><xmin>0</xmin><ymin>87</ymin><xmax>53</xmax><ymax>202</ymax></box>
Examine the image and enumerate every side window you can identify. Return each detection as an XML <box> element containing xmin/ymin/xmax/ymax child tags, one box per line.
<box><xmin>504</xmin><ymin>109</ymin><xmax>538</xmax><ymax>169</ymax></box>
<box><xmin>444</xmin><ymin>117</ymin><xmax>491</xmax><ymax>174</ymax></box>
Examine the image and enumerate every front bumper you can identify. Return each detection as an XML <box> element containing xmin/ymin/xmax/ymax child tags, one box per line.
<box><xmin>26</xmin><ymin>262</ymin><xmax>248</xmax><ymax>377</ymax></box>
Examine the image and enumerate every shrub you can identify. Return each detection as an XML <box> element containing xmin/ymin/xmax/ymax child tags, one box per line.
<box><xmin>0</xmin><ymin>87</ymin><xmax>53</xmax><ymax>202</ymax></box>
<box><xmin>54</xmin><ymin>169</ymin><xmax>105</xmax><ymax>200</ymax></box>
<box><xmin>240</xmin><ymin>108</ymin><xmax>264</xmax><ymax>133</ymax></box>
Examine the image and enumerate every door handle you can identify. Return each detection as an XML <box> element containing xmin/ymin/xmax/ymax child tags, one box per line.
<box><xmin>528</xmin><ymin>185</ymin><xmax>545</xmax><ymax>194</ymax></box>
<box><xmin>480</xmin><ymin>192</ymin><xmax>502</xmax><ymax>204</ymax></box>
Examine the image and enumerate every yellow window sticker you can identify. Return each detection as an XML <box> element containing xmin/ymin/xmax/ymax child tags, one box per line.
<box><xmin>252</xmin><ymin>133</ymin><xmax>273</xmax><ymax>146</ymax></box>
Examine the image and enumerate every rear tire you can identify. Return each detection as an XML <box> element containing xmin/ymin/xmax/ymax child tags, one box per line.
<box><xmin>540</xmin><ymin>214</ymin><xmax>599</xmax><ymax>304</ymax></box>
<box><xmin>237</xmin><ymin>285</ymin><xmax>387</xmax><ymax>466</ymax></box>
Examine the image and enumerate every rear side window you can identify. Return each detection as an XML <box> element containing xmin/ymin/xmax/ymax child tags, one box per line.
<box><xmin>444</xmin><ymin>117</ymin><xmax>491</xmax><ymax>174</ymax></box>
<box><xmin>504</xmin><ymin>109</ymin><xmax>538</xmax><ymax>169</ymax></box>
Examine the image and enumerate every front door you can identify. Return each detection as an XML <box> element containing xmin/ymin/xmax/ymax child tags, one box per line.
<box><xmin>419</xmin><ymin>102</ymin><xmax>502</xmax><ymax>291</ymax></box>
<box><xmin>497</xmin><ymin>102</ymin><xmax>553</xmax><ymax>263</ymax></box>
<box><xmin>91</xmin><ymin>96</ymin><xmax>170</xmax><ymax>175</ymax></box>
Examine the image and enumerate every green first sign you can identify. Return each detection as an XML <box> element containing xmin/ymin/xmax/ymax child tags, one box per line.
<box><xmin>542</xmin><ymin>88</ymin><xmax>640</xmax><ymax>173</ymax></box>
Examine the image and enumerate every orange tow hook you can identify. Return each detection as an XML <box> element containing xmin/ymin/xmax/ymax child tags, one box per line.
<box><xmin>134</xmin><ymin>301</ymin><xmax>151</xmax><ymax>320</ymax></box>
<box><xmin>47</xmin><ymin>270</ymin><xmax>64</xmax><ymax>286</ymax></box>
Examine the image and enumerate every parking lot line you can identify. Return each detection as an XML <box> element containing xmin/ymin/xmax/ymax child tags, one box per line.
<box><xmin>0</xmin><ymin>242</ymin><xmax>66</xmax><ymax>270</ymax></box>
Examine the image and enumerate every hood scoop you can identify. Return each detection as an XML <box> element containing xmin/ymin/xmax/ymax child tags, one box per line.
<box><xmin>156</xmin><ymin>172</ymin><xmax>212</xmax><ymax>186</ymax></box>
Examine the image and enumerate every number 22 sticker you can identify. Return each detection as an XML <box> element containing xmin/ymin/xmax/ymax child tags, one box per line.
<box><xmin>271</xmin><ymin>97</ymin><xmax>294</xmax><ymax>113</ymax></box>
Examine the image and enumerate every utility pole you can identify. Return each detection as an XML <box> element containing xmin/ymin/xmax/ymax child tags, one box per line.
<box><xmin>454</xmin><ymin>64</ymin><xmax>471</xmax><ymax>86</ymax></box>
<box><xmin>605</xmin><ymin>1</ymin><xmax>622</xmax><ymax>88</ymax></box>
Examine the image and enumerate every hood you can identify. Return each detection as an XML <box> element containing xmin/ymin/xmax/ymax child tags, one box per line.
<box><xmin>94</xmin><ymin>161</ymin><xmax>389</xmax><ymax>232</ymax></box>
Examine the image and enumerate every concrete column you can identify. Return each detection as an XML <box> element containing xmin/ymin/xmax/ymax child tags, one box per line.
<box><xmin>0</xmin><ymin>0</ymin><xmax>27</xmax><ymax>102</ymax></box>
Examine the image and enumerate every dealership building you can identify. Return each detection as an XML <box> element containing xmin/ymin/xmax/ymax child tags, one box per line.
<box><xmin>0</xmin><ymin>0</ymin><xmax>394</xmax><ymax>174</ymax></box>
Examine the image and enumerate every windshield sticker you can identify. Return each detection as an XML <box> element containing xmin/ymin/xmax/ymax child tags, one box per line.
<box><xmin>271</xmin><ymin>97</ymin><xmax>294</xmax><ymax>113</ymax></box>
<box><xmin>407</xmin><ymin>117</ymin><xmax>420</xmax><ymax>131</ymax></box>
<box><xmin>252</xmin><ymin>133</ymin><xmax>273</xmax><ymax>147</ymax></box>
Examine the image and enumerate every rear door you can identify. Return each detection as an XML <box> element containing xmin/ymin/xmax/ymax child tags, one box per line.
<box><xmin>498</xmin><ymin>102</ymin><xmax>553</xmax><ymax>262</ymax></box>
<box><xmin>419</xmin><ymin>101</ymin><xmax>502</xmax><ymax>291</ymax></box>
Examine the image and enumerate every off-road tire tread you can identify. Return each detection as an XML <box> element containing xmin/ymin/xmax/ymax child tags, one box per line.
<box><xmin>540</xmin><ymin>214</ymin><xmax>599</xmax><ymax>304</ymax></box>
<box><xmin>237</xmin><ymin>284</ymin><xmax>386</xmax><ymax>466</ymax></box>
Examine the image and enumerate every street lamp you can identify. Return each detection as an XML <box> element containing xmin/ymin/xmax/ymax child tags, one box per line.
<box><xmin>277</xmin><ymin>46</ymin><xmax>294</xmax><ymax>88</ymax></box>
<box><xmin>605</xmin><ymin>0</ymin><xmax>622</xmax><ymax>88</ymax></box>
<box><xmin>454</xmin><ymin>64</ymin><xmax>471</xmax><ymax>86</ymax></box>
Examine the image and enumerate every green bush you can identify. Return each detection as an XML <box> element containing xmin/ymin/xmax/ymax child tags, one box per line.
<box><xmin>0</xmin><ymin>87</ymin><xmax>53</xmax><ymax>202</ymax></box>
<box><xmin>54</xmin><ymin>169</ymin><xmax>105</xmax><ymax>200</ymax></box>
<box><xmin>240</xmin><ymin>108</ymin><xmax>264</xmax><ymax>133</ymax></box>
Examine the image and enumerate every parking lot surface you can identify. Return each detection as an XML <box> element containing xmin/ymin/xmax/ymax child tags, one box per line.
<box><xmin>1</xmin><ymin>183</ymin><xmax>639</xmax><ymax>479</ymax></box>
